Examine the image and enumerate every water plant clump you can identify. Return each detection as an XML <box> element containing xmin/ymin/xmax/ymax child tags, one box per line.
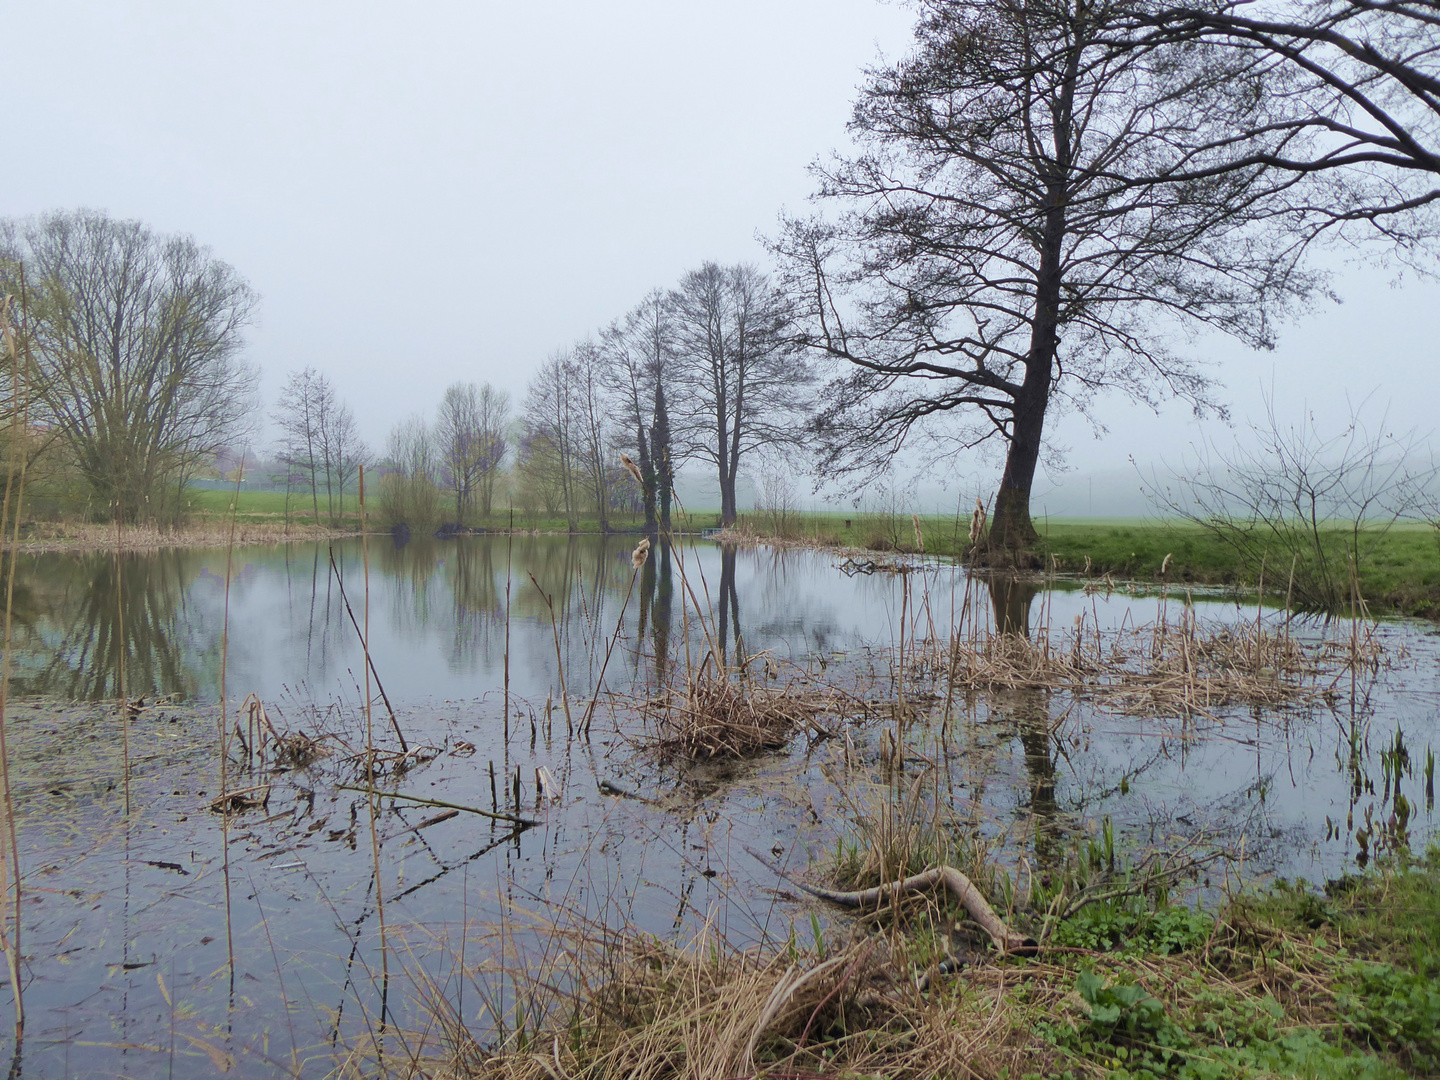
<box><xmin>645</xmin><ymin>667</ymin><xmax>838</xmax><ymax>761</ymax></box>
<box><xmin>929</xmin><ymin>605</ymin><xmax>1376</xmax><ymax>717</ymax></box>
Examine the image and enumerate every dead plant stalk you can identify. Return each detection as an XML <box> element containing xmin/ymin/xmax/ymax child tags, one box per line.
<box><xmin>0</xmin><ymin>293</ymin><xmax>29</xmax><ymax>1037</ymax></box>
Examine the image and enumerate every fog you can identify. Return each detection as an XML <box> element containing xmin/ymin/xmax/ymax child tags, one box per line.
<box><xmin>6</xmin><ymin>0</ymin><xmax>1436</xmax><ymax>514</ymax></box>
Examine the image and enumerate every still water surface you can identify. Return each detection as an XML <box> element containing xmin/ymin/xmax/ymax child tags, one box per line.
<box><xmin>0</xmin><ymin>535</ymin><xmax>1435</xmax><ymax>1078</ymax></box>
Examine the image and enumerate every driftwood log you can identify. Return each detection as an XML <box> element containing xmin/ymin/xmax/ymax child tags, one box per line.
<box><xmin>796</xmin><ymin>867</ymin><xmax>1037</xmax><ymax>955</ymax></box>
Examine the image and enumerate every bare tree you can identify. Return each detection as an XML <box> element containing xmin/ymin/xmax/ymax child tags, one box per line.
<box><xmin>436</xmin><ymin>382</ymin><xmax>484</xmax><ymax>523</ymax></box>
<box><xmin>436</xmin><ymin>382</ymin><xmax>509</xmax><ymax>522</ymax></box>
<box><xmin>378</xmin><ymin>413</ymin><xmax>441</xmax><ymax>527</ymax></box>
<box><xmin>319</xmin><ymin>397</ymin><xmax>368</xmax><ymax>523</ymax></box>
<box><xmin>1144</xmin><ymin>394</ymin><xmax>1436</xmax><ymax>610</ymax></box>
<box><xmin>669</xmin><ymin>263</ymin><xmax>809</xmax><ymax>526</ymax></box>
<box><xmin>570</xmin><ymin>342</ymin><xmax>613</xmax><ymax>530</ymax></box>
<box><xmin>520</xmin><ymin>351</ymin><xmax>580</xmax><ymax>529</ymax></box>
<box><xmin>775</xmin><ymin>0</ymin><xmax>1324</xmax><ymax>562</ymax></box>
<box><xmin>273</xmin><ymin>367</ymin><xmax>367</xmax><ymax>526</ymax></box>
<box><xmin>0</xmin><ymin>209</ymin><xmax>258</xmax><ymax>522</ymax></box>
<box><xmin>474</xmin><ymin>383</ymin><xmax>510</xmax><ymax>517</ymax></box>
<box><xmin>601</xmin><ymin>290</ymin><xmax>679</xmax><ymax>532</ymax></box>
<box><xmin>1136</xmin><ymin>0</ymin><xmax>1440</xmax><ymax>221</ymax></box>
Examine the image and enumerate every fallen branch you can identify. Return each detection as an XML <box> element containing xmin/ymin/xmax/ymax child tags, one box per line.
<box><xmin>336</xmin><ymin>784</ymin><xmax>537</xmax><ymax>828</ymax></box>
<box><xmin>752</xmin><ymin>848</ymin><xmax>1035</xmax><ymax>956</ymax></box>
<box><xmin>208</xmin><ymin>784</ymin><xmax>271</xmax><ymax>813</ymax></box>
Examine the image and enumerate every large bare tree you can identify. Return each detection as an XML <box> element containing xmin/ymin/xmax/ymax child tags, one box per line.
<box><xmin>669</xmin><ymin>263</ymin><xmax>809</xmax><ymax>526</ymax></box>
<box><xmin>1137</xmin><ymin>0</ymin><xmax>1440</xmax><ymax>206</ymax></box>
<box><xmin>520</xmin><ymin>351</ymin><xmax>581</xmax><ymax>529</ymax></box>
<box><xmin>600</xmin><ymin>290</ymin><xmax>678</xmax><ymax>532</ymax></box>
<box><xmin>436</xmin><ymin>381</ymin><xmax>509</xmax><ymax>523</ymax></box>
<box><xmin>775</xmin><ymin>0</ymin><xmax>1325</xmax><ymax>561</ymax></box>
<box><xmin>0</xmin><ymin>209</ymin><xmax>258</xmax><ymax>522</ymax></box>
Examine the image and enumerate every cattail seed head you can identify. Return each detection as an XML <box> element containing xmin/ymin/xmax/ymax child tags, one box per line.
<box><xmin>968</xmin><ymin>497</ymin><xmax>987</xmax><ymax>546</ymax></box>
<box><xmin>631</xmin><ymin>536</ymin><xmax>651</xmax><ymax>568</ymax></box>
<box><xmin>1161</xmin><ymin>552</ymin><xmax>1173</xmax><ymax>577</ymax></box>
<box><xmin>620</xmin><ymin>453</ymin><xmax>645</xmax><ymax>488</ymax></box>
<box><xmin>911</xmin><ymin>513</ymin><xmax>924</xmax><ymax>553</ymax></box>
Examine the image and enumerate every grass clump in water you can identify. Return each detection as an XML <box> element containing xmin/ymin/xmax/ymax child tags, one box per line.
<box><xmin>647</xmin><ymin>669</ymin><xmax>835</xmax><ymax>761</ymax></box>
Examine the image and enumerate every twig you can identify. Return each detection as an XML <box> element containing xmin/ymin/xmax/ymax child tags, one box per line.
<box><xmin>328</xmin><ymin>546</ymin><xmax>408</xmax><ymax>751</ymax></box>
<box><xmin>336</xmin><ymin>785</ymin><xmax>538</xmax><ymax>828</ymax></box>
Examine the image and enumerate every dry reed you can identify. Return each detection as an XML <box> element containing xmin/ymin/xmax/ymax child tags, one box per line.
<box><xmin>420</xmin><ymin>915</ymin><xmax>1085</xmax><ymax>1080</ymax></box>
<box><xmin>0</xmin><ymin>293</ymin><xmax>26</xmax><ymax>1037</ymax></box>
<box><xmin>930</xmin><ymin>612</ymin><xmax>1359</xmax><ymax>717</ymax></box>
<box><xmin>646</xmin><ymin>672</ymin><xmax>836</xmax><ymax>761</ymax></box>
<box><xmin>3</xmin><ymin>519</ymin><xmax>360</xmax><ymax>552</ymax></box>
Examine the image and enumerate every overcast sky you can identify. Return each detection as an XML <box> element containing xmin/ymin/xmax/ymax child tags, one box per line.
<box><xmin>6</xmin><ymin>0</ymin><xmax>1437</xmax><ymax>512</ymax></box>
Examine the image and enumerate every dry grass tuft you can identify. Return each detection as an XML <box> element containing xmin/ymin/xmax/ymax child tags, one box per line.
<box><xmin>934</xmin><ymin>613</ymin><xmax>1371</xmax><ymax>716</ymax></box>
<box><xmin>646</xmin><ymin>672</ymin><xmax>836</xmax><ymax>761</ymax></box>
<box><xmin>7</xmin><ymin>520</ymin><xmax>359</xmax><ymax>552</ymax></box>
<box><xmin>426</xmin><ymin>924</ymin><xmax>1072</xmax><ymax>1080</ymax></box>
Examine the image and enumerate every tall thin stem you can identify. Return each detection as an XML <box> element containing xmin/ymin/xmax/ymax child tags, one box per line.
<box><xmin>361</xmin><ymin>465</ymin><xmax>391</xmax><ymax>1027</ymax></box>
<box><xmin>115</xmin><ymin>504</ymin><xmax>129</xmax><ymax>816</ymax></box>
<box><xmin>218</xmin><ymin>458</ymin><xmax>246</xmax><ymax>978</ymax></box>
<box><xmin>529</xmin><ymin>572</ymin><xmax>573</xmax><ymax>733</ymax></box>
<box><xmin>503</xmin><ymin>508</ymin><xmax>513</xmax><ymax>742</ymax></box>
<box><xmin>581</xmin><ymin>561</ymin><xmax>642</xmax><ymax>734</ymax></box>
<box><xmin>0</xmin><ymin>294</ymin><xmax>30</xmax><ymax>1038</ymax></box>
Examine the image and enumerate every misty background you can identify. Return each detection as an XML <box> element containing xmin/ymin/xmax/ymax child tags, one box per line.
<box><xmin>6</xmin><ymin>0</ymin><xmax>1436</xmax><ymax>516</ymax></box>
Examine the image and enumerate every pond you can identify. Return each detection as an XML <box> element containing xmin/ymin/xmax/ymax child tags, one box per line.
<box><xmin>0</xmin><ymin>535</ymin><xmax>1435</xmax><ymax>1078</ymax></box>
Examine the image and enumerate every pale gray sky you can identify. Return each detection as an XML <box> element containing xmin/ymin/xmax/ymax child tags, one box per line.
<box><xmin>6</xmin><ymin>0</ymin><xmax>1437</xmax><ymax>512</ymax></box>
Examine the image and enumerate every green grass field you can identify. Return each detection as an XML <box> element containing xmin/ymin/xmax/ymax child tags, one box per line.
<box><xmin>181</xmin><ymin>490</ymin><xmax>1440</xmax><ymax>617</ymax></box>
<box><xmin>182</xmin><ymin>487</ymin><xmax>655</xmax><ymax>535</ymax></box>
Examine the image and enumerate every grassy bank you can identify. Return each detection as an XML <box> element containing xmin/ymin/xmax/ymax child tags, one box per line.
<box><xmin>185</xmin><ymin>488</ymin><xmax>658</xmax><ymax>534</ymax></box>
<box><xmin>727</xmin><ymin>511</ymin><xmax>1440</xmax><ymax>619</ymax></box>
<box><xmin>442</xmin><ymin>844</ymin><xmax>1440</xmax><ymax>1079</ymax></box>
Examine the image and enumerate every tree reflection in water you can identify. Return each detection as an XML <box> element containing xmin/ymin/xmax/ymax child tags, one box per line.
<box><xmin>717</xmin><ymin>543</ymin><xmax>742</xmax><ymax>668</ymax></box>
<box><xmin>15</xmin><ymin>550</ymin><xmax>196</xmax><ymax>699</ymax></box>
<box><xmin>984</xmin><ymin>574</ymin><xmax>1062</xmax><ymax>869</ymax></box>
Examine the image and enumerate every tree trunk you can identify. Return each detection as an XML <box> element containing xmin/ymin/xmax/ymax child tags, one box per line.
<box><xmin>988</xmin><ymin>390</ymin><xmax>1045</xmax><ymax>561</ymax></box>
<box><xmin>651</xmin><ymin>383</ymin><xmax>672</xmax><ymax>532</ymax></box>
<box><xmin>988</xmin><ymin>163</ymin><xmax>1068</xmax><ymax>564</ymax></box>
<box><xmin>637</xmin><ymin>422</ymin><xmax>657</xmax><ymax>533</ymax></box>
<box><xmin>720</xmin><ymin>470</ymin><xmax>738</xmax><ymax>526</ymax></box>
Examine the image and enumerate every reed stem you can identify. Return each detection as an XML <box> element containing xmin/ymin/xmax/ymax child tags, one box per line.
<box><xmin>360</xmin><ymin>465</ymin><xmax>391</xmax><ymax>1029</ymax></box>
<box><xmin>529</xmin><ymin>573</ymin><xmax>573</xmax><ymax>733</ymax></box>
<box><xmin>0</xmin><ymin>293</ymin><xmax>29</xmax><ymax>1038</ymax></box>
<box><xmin>219</xmin><ymin>456</ymin><xmax>245</xmax><ymax>977</ymax></box>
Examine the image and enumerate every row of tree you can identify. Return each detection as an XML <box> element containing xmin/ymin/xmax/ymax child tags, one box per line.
<box><xmin>374</xmin><ymin>383</ymin><xmax>510</xmax><ymax>527</ymax></box>
<box><xmin>4</xmin><ymin>0</ymin><xmax>1438</xmax><ymax>549</ymax></box>
<box><xmin>514</xmin><ymin>262</ymin><xmax>809</xmax><ymax>531</ymax></box>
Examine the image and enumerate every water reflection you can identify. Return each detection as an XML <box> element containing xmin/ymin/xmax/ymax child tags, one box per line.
<box><xmin>11</xmin><ymin>549</ymin><xmax>199</xmax><ymax>699</ymax></box>
<box><xmin>983</xmin><ymin>575</ymin><xmax>1062</xmax><ymax>867</ymax></box>
<box><xmin>2</xmin><ymin>537</ymin><xmax>874</xmax><ymax>707</ymax></box>
<box><xmin>1</xmin><ymin>543</ymin><xmax>1438</xmax><ymax>1078</ymax></box>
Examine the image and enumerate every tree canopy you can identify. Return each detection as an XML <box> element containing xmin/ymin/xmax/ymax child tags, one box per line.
<box><xmin>1</xmin><ymin>209</ymin><xmax>258</xmax><ymax>522</ymax></box>
<box><xmin>776</xmin><ymin>0</ymin><xmax>1333</xmax><ymax>558</ymax></box>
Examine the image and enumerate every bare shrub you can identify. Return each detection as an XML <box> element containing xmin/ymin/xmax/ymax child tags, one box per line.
<box><xmin>754</xmin><ymin>466</ymin><xmax>801</xmax><ymax>538</ymax></box>
<box><xmin>1144</xmin><ymin>396</ymin><xmax>1435</xmax><ymax>611</ymax></box>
